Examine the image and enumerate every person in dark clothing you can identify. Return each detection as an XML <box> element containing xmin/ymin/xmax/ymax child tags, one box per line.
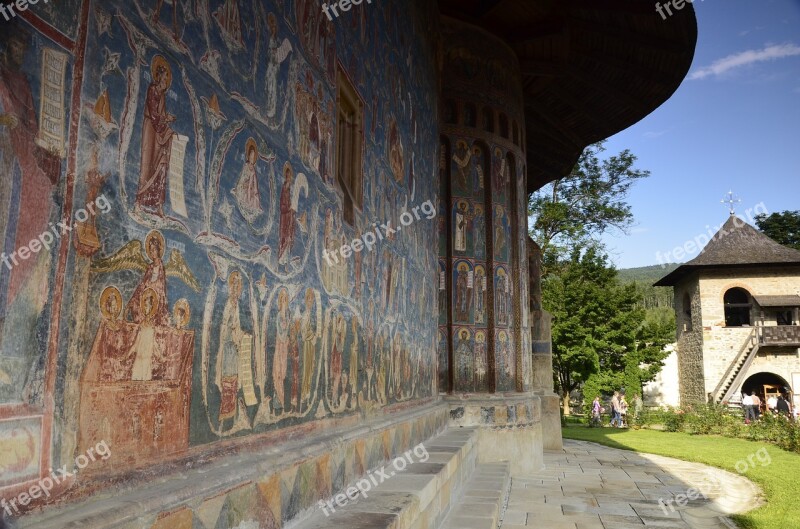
<box><xmin>776</xmin><ymin>395</ymin><xmax>792</xmax><ymax>418</ymax></box>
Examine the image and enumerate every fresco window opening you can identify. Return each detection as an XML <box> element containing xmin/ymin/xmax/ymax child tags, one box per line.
<box><xmin>482</xmin><ymin>107</ymin><xmax>494</xmax><ymax>132</ymax></box>
<box><xmin>335</xmin><ymin>66</ymin><xmax>364</xmax><ymax>226</ymax></box>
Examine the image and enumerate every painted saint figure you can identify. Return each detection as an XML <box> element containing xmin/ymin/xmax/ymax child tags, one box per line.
<box><xmin>265</xmin><ymin>13</ymin><xmax>292</xmax><ymax>118</ymax></box>
<box><xmin>347</xmin><ymin>317</ymin><xmax>359</xmax><ymax>408</ymax></box>
<box><xmin>272</xmin><ymin>288</ymin><xmax>290</xmax><ymax>411</ymax></box>
<box><xmin>130</xmin><ymin>288</ymin><xmax>161</xmax><ymax>381</ymax></box>
<box><xmin>231</xmin><ymin>138</ymin><xmax>263</xmax><ymax>223</ymax></box>
<box><xmin>454</xmin><ymin>263</ymin><xmax>472</xmax><ymax>322</ymax></box>
<box><xmin>216</xmin><ymin>272</ymin><xmax>245</xmax><ymax>427</ymax></box>
<box><xmin>454</xmin><ymin>201</ymin><xmax>468</xmax><ymax>252</ymax></box>
<box><xmin>455</xmin><ymin>330</ymin><xmax>471</xmax><ymax>389</ymax></box>
<box><xmin>126</xmin><ymin>231</ymin><xmax>170</xmax><ymax>326</ymax></box>
<box><xmin>329</xmin><ymin>311</ymin><xmax>345</xmax><ymax>407</ymax></box>
<box><xmin>473</xmin><ymin>205</ymin><xmax>485</xmax><ymax>259</ymax></box>
<box><xmin>278</xmin><ymin>162</ymin><xmax>295</xmax><ymax>268</ymax></box>
<box><xmin>475</xmin><ymin>265</ymin><xmax>486</xmax><ymax>324</ymax></box>
<box><xmin>136</xmin><ymin>55</ymin><xmax>175</xmax><ymax>217</ymax></box>
<box><xmin>300</xmin><ymin>288</ymin><xmax>316</xmax><ymax>410</ymax></box>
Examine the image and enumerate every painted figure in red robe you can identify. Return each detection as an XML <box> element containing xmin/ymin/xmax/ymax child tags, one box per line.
<box><xmin>126</xmin><ymin>231</ymin><xmax>170</xmax><ymax>326</ymax></box>
<box><xmin>135</xmin><ymin>55</ymin><xmax>175</xmax><ymax>217</ymax></box>
<box><xmin>278</xmin><ymin>162</ymin><xmax>295</xmax><ymax>268</ymax></box>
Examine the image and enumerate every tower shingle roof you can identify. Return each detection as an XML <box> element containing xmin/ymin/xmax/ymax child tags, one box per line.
<box><xmin>654</xmin><ymin>215</ymin><xmax>800</xmax><ymax>286</ymax></box>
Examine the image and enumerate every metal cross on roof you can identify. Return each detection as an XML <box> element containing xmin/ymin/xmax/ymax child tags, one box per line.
<box><xmin>721</xmin><ymin>191</ymin><xmax>741</xmax><ymax>215</ymax></box>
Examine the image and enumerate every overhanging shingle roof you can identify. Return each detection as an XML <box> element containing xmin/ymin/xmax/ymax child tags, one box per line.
<box><xmin>754</xmin><ymin>295</ymin><xmax>800</xmax><ymax>308</ymax></box>
<box><xmin>655</xmin><ymin>215</ymin><xmax>800</xmax><ymax>286</ymax></box>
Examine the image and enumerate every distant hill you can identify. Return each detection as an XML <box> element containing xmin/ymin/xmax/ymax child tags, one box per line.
<box><xmin>617</xmin><ymin>264</ymin><xmax>679</xmax><ymax>311</ymax></box>
<box><xmin>617</xmin><ymin>263</ymin><xmax>679</xmax><ymax>284</ymax></box>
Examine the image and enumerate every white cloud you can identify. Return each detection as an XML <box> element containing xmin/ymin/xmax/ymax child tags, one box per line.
<box><xmin>689</xmin><ymin>43</ymin><xmax>800</xmax><ymax>80</ymax></box>
<box><xmin>643</xmin><ymin>130</ymin><xmax>668</xmax><ymax>139</ymax></box>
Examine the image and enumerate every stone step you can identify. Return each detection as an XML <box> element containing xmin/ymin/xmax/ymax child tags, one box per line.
<box><xmin>438</xmin><ymin>463</ymin><xmax>510</xmax><ymax>529</ymax></box>
<box><xmin>290</xmin><ymin>427</ymin><xmax>478</xmax><ymax>529</ymax></box>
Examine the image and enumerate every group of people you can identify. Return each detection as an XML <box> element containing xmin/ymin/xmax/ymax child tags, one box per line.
<box><xmin>742</xmin><ymin>391</ymin><xmax>794</xmax><ymax>422</ymax></box>
<box><xmin>591</xmin><ymin>391</ymin><xmax>643</xmax><ymax>428</ymax></box>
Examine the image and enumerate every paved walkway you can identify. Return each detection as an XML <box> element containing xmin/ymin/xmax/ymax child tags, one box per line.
<box><xmin>501</xmin><ymin>439</ymin><xmax>764</xmax><ymax>529</ymax></box>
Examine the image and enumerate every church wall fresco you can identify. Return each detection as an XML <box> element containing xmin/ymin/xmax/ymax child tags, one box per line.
<box><xmin>1</xmin><ymin>0</ymin><xmax>440</xmax><ymax>501</ymax></box>
<box><xmin>438</xmin><ymin>17</ymin><xmax>531</xmax><ymax>394</ymax></box>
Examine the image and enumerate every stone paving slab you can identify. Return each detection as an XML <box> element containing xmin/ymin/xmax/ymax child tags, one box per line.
<box><xmin>500</xmin><ymin>439</ymin><xmax>764</xmax><ymax>529</ymax></box>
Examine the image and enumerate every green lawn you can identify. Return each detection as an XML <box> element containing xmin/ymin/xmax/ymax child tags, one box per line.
<box><xmin>562</xmin><ymin>425</ymin><xmax>800</xmax><ymax>529</ymax></box>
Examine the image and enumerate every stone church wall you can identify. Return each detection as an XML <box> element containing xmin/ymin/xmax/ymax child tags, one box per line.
<box><xmin>0</xmin><ymin>0</ymin><xmax>442</xmax><ymax>516</ymax></box>
<box><xmin>437</xmin><ymin>17</ymin><xmax>531</xmax><ymax>394</ymax></box>
<box><xmin>675</xmin><ymin>278</ymin><xmax>706</xmax><ymax>404</ymax></box>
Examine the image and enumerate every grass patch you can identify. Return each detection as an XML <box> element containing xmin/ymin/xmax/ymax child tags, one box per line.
<box><xmin>563</xmin><ymin>425</ymin><xmax>800</xmax><ymax>529</ymax></box>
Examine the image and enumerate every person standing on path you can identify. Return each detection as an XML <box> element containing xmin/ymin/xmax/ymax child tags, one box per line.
<box><xmin>610</xmin><ymin>392</ymin><xmax>620</xmax><ymax>427</ymax></box>
<box><xmin>742</xmin><ymin>392</ymin><xmax>755</xmax><ymax>423</ymax></box>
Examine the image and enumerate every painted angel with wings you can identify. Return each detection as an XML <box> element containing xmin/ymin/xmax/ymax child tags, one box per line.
<box><xmin>91</xmin><ymin>230</ymin><xmax>200</xmax><ymax>327</ymax></box>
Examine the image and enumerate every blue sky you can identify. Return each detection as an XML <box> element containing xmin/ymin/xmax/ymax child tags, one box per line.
<box><xmin>599</xmin><ymin>0</ymin><xmax>800</xmax><ymax>269</ymax></box>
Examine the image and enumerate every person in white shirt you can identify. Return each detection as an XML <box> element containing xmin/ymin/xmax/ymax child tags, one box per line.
<box><xmin>767</xmin><ymin>395</ymin><xmax>778</xmax><ymax>414</ymax></box>
<box><xmin>742</xmin><ymin>393</ymin><xmax>755</xmax><ymax>422</ymax></box>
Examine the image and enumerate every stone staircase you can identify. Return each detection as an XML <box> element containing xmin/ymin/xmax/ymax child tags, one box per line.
<box><xmin>9</xmin><ymin>404</ymin><xmax>513</xmax><ymax>529</ymax></box>
<box><xmin>290</xmin><ymin>427</ymin><xmax>511</xmax><ymax>529</ymax></box>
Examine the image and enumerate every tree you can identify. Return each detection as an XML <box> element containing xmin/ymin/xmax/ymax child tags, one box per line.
<box><xmin>755</xmin><ymin>211</ymin><xmax>800</xmax><ymax>250</ymax></box>
<box><xmin>543</xmin><ymin>247</ymin><xmax>642</xmax><ymax>414</ymax></box>
<box><xmin>530</xmin><ymin>141</ymin><xmax>670</xmax><ymax>414</ymax></box>
<box><xmin>528</xmin><ymin>141</ymin><xmax>650</xmax><ymax>275</ymax></box>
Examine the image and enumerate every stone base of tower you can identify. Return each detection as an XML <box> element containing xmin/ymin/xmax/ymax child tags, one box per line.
<box><xmin>445</xmin><ymin>393</ymin><xmax>544</xmax><ymax>475</ymax></box>
<box><xmin>538</xmin><ymin>392</ymin><xmax>563</xmax><ymax>450</ymax></box>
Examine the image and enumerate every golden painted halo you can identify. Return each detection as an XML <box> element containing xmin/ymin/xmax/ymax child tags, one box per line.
<box><xmin>277</xmin><ymin>287</ymin><xmax>289</xmax><ymax>307</ymax></box>
<box><xmin>99</xmin><ymin>286</ymin><xmax>123</xmax><ymax>321</ymax></box>
<box><xmin>228</xmin><ymin>270</ymin><xmax>242</xmax><ymax>295</ymax></box>
<box><xmin>245</xmin><ymin>138</ymin><xmax>258</xmax><ymax>161</ymax></box>
<box><xmin>145</xmin><ymin>230</ymin><xmax>165</xmax><ymax>260</ymax></box>
<box><xmin>141</xmin><ymin>288</ymin><xmax>160</xmax><ymax>321</ymax></box>
<box><xmin>150</xmin><ymin>55</ymin><xmax>172</xmax><ymax>89</ymax></box>
<box><xmin>173</xmin><ymin>298</ymin><xmax>190</xmax><ymax>328</ymax></box>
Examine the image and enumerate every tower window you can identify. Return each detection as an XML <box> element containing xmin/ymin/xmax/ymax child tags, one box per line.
<box><xmin>336</xmin><ymin>66</ymin><xmax>364</xmax><ymax>225</ymax></box>
<box><xmin>724</xmin><ymin>287</ymin><xmax>752</xmax><ymax>327</ymax></box>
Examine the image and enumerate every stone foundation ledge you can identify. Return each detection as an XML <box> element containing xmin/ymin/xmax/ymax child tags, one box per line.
<box><xmin>12</xmin><ymin>402</ymin><xmax>450</xmax><ymax>529</ymax></box>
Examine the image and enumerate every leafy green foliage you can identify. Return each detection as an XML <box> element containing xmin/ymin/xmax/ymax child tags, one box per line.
<box><xmin>544</xmin><ymin>248</ymin><xmax>670</xmax><ymax>406</ymax></box>
<box><xmin>529</xmin><ymin>141</ymin><xmax>672</xmax><ymax>413</ymax></box>
<box><xmin>636</xmin><ymin>404</ymin><xmax>800</xmax><ymax>453</ymax></box>
<box><xmin>754</xmin><ymin>210</ymin><xmax>800</xmax><ymax>250</ymax></box>
<box><xmin>528</xmin><ymin>141</ymin><xmax>650</xmax><ymax>275</ymax></box>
